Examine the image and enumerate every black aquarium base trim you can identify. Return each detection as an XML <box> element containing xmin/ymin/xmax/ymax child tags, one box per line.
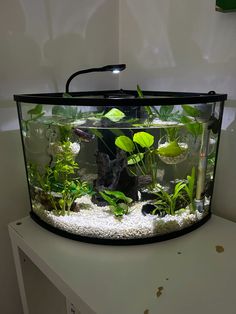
<box><xmin>30</xmin><ymin>211</ymin><xmax>211</xmax><ymax>246</ymax></box>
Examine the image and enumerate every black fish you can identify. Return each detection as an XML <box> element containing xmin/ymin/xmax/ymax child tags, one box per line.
<box><xmin>74</xmin><ymin>128</ymin><xmax>95</xmax><ymax>142</ymax></box>
<box><xmin>205</xmin><ymin>180</ymin><xmax>214</xmax><ymax>198</ymax></box>
<box><xmin>208</xmin><ymin>117</ymin><xmax>220</xmax><ymax>134</ymax></box>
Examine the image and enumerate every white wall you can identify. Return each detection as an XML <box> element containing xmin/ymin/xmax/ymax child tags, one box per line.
<box><xmin>0</xmin><ymin>1</ymin><xmax>119</xmax><ymax>313</ymax></box>
<box><xmin>119</xmin><ymin>0</ymin><xmax>236</xmax><ymax>95</ymax></box>
<box><xmin>119</xmin><ymin>0</ymin><xmax>236</xmax><ymax>222</ymax></box>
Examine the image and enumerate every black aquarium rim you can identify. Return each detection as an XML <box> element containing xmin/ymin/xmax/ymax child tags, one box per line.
<box><xmin>14</xmin><ymin>89</ymin><xmax>227</xmax><ymax>106</ymax></box>
<box><xmin>30</xmin><ymin>210</ymin><xmax>211</xmax><ymax>246</ymax></box>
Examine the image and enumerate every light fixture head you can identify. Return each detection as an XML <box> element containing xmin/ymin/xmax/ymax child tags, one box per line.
<box><xmin>102</xmin><ymin>64</ymin><xmax>126</xmax><ymax>73</ymax></box>
<box><xmin>112</xmin><ymin>69</ymin><xmax>121</xmax><ymax>74</ymax></box>
<box><xmin>65</xmin><ymin>64</ymin><xmax>126</xmax><ymax>93</ymax></box>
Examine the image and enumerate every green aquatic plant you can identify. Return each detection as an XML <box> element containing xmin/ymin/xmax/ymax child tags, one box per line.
<box><xmin>181</xmin><ymin>105</ymin><xmax>203</xmax><ymax>139</ymax></box>
<box><xmin>58</xmin><ymin>180</ymin><xmax>92</xmax><ymax>214</ymax></box>
<box><xmin>90</xmin><ymin>128</ymin><xmax>117</xmax><ymax>157</ymax></box>
<box><xmin>115</xmin><ymin>135</ymin><xmax>135</xmax><ymax>153</ymax></box>
<box><xmin>182</xmin><ymin>105</ymin><xmax>200</xmax><ymax>118</ymax></box>
<box><xmin>137</xmin><ymin>85</ymin><xmax>156</xmax><ymax>124</ymax></box>
<box><xmin>27</xmin><ymin>104</ymin><xmax>45</xmax><ymax>120</ymax></box>
<box><xmin>58</xmin><ymin>124</ymin><xmax>72</xmax><ymax>142</ymax></box>
<box><xmin>52</xmin><ymin>93</ymin><xmax>83</xmax><ymax>119</ymax></box>
<box><xmin>135</xmin><ymin>86</ymin><xmax>203</xmax><ymax>167</ymax></box>
<box><xmin>99</xmin><ymin>190</ymin><xmax>133</xmax><ymax>217</ymax></box>
<box><xmin>136</xmin><ymin>85</ymin><xmax>203</xmax><ymax>139</ymax></box>
<box><xmin>115</xmin><ymin>131</ymin><xmax>158</xmax><ymax>188</ymax></box>
<box><xmin>52</xmin><ymin>100</ymin><xmax>126</xmax><ymax>124</ymax></box>
<box><xmin>154</xmin><ymin>105</ymin><xmax>202</xmax><ymax>159</ymax></box>
<box><xmin>50</xmin><ymin>141</ymin><xmax>79</xmax><ymax>214</ymax></box>
<box><xmin>23</xmin><ymin>104</ymin><xmax>45</xmax><ymax>131</ymax></box>
<box><xmin>103</xmin><ymin>108</ymin><xmax>125</xmax><ymax>122</ymax></box>
<box><xmin>136</xmin><ymin>85</ymin><xmax>182</xmax><ymax>123</ymax></box>
<box><xmin>53</xmin><ymin>141</ymin><xmax>78</xmax><ymax>181</ymax></box>
<box><xmin>155</xmin><ymin>104</ymin><xmax>200</xmax><ymax>125</ymax></box>
<box><xmin>136</xmin><ymin>85</ymin><xmax>202</xmax><ymax>141</ymax></box>
<box><xmin>155</xmin><ymin>105</ymin><xmax>181</xmax><ymax>122</ymax></box>
<box><xmin>136</xmin><ymin>86</ymin><xmax>190</xmax><ymax>161</ymax></box>
<box><xmin>133</xmin><ymin>131</ymin><xmax>154</xmax><ymax>148</ymax></box>
<box><xmin>156</xmin><ymin>129</ymin><xmax>189</xmax><ymax>166</ymax></box>
<box><xmin>157</xmin><ymin>126</ymin><xmax>189</xmax><ymax>162</ymax></box>
<box><xmin>157</xmin><ymin>126</ymin><xmax>186</xmax><ymax>158</ymax></box>
<box><xmin>152</xmin><ymin>167</ymin><xmax>196</xmax><ymax>215</ymax></box>
<box><xmin>52</xmin><ymin>105</ymin><xmax>80</xmax><ymax>119</ymax></box>
<box><xmin>152</xmin><ymin>181</ymin><xmax>187</xmax><ymax>215</ymax></box>
<box><xmin>180</xmin><ymin>116</ymin><xmax>203</xmax><ymax>139</ymax></box>
<box><xmin>115</xmin><ymin>124</ymin><xmax>186</xmax><ymax>167</ymax></box>
<box><xmin>29</xmin><ymin>141</ymin><xmax>93</xmax><ymax>215</ymax></box>
<box><xmin>165</xmin><ymin>127</ymin><xmax>179</xmax><ymax>142</ymax></box>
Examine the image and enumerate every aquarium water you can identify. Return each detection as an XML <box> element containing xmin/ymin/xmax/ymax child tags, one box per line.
<box><xmin>14</xmin><ymin>90</ymin><xmax>226</xmax><ymax>244</ymax></box>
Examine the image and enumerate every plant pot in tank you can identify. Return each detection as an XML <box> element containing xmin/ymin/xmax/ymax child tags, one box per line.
<box><xmin>157</xmin><ymin>136</ymin><xmax>188</xmax><ymax>165</ymax></box>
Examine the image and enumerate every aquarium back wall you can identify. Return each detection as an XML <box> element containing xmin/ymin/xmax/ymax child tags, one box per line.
<box><xmin>0</xmin><ymin>1</ymin><xmax>119</xmax><ymax>313</ymax></box>
<box><xmin>118</xmin><ymin>0</ymin><xmax>236</xmax><ymax>222</ymax></box>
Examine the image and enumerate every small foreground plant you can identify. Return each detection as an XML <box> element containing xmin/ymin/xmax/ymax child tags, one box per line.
<box><xmin>152</xmin><ymin>182</ymin><xmax>187</xmax><ymax>215</ymax></box>
<box><xmin>99</xmin><ymin>190</ymin><xmax>133</xmax><ymax>217</ymax></box>
<box><xmin>152</xmin><ymin>167</ymin><xmax>196</xmax><ymax>215</ymax></box>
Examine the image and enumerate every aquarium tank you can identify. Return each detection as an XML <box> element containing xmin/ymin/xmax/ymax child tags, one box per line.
<box><xmin>14</xmin><ymin>65</ymin><xmax>227</xmax><ymax>244</ymax></box>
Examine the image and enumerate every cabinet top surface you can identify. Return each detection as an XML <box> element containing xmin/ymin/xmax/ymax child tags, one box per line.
<box><xmin>9</xmin><ymin>215</ymin><xmax>236</xmax><ymax>314</ymax></box>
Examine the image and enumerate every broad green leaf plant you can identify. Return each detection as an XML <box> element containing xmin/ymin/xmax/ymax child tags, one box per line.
<box><xmin>99</xmin><ymin>190</ymin><xmax>133</xmax><ymax>217</ymax></box>
<box><xmin>115</xmin><ymin>131</ymin><xmax>158</xmax><ymax>188</ymax></box>
<box><xmin>104</xmin><ymin>108</ymin><xmax>125</xmax><ymax>122</ymax></box>
<box><xmin>181</xmin><ymin>105</ymin><xmax>203</xmax><ymax>139</ymax></box>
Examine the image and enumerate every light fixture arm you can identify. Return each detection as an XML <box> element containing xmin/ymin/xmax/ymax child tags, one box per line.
<box><xmin>65</xmin><ymin>64</ymin><xmax>126</xmax><ymax>94</ymax></box>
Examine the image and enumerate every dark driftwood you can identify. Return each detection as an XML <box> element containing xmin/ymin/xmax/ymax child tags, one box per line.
<box><xmin>92</xmin><ymin>150</ymin><xmax>138</xmax><ymax>205</ymax></box>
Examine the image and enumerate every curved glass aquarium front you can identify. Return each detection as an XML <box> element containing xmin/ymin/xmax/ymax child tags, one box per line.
<box><xmin>15</xmin><ymin>90</ymin><xmax>227</xmax><ymax>244</ymax></box>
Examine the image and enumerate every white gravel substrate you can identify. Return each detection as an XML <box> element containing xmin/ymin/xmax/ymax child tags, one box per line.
<box><xmin>32</xmin><ymin>195</ymin><xmax>206</xmax><ymax>240</ymax></box>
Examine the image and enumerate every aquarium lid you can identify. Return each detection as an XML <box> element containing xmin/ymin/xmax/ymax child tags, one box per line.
<box><xmin>14</xmin><ymin>89</ymin><xmax>227</xmax><ymax>106</ymax></box>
